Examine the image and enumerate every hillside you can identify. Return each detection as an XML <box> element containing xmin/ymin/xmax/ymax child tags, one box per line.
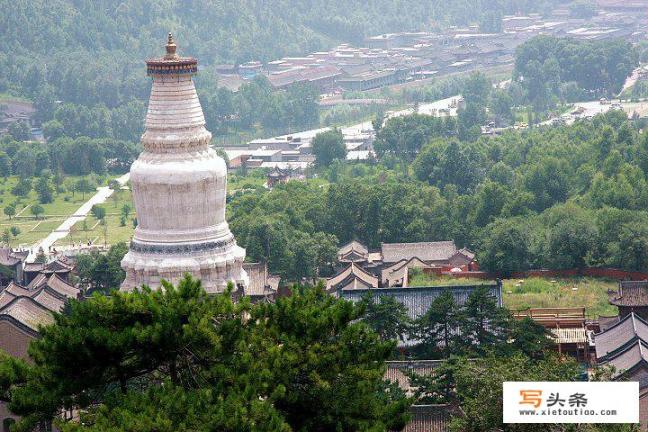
<box><xmin>0</xmin><ymin>0</ymin><xmax>558</xmax><ymax>99</ymax></box>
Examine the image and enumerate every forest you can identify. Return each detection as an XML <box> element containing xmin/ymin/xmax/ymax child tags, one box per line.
<box><xmin>513</xmin><ymin>36</ymin><xmax>637</xmax><ymax>112</ymax></box>
<box><xmin>228</xmin><ymin>108</ymin><xmax>648</xmax><ymax>279</ymax></box>
<box><xmin>1</xmin><ymin>0</ymin><xmax>559</xmax><ymax>143</ymax></box>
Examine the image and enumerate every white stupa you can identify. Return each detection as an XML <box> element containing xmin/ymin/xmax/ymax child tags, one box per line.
<box><xmin>120</xmin><ymin>34</ymin><xmax>248</xmax><ymax>292</ymax></box>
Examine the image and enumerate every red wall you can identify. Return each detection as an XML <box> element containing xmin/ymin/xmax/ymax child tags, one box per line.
<box><xmin>423</xmin><ymin>267</ymin><xmax>648</xmax><ymax>281</ymax></box>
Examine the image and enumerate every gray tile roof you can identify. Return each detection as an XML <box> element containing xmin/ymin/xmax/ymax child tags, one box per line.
<box><xmin>338</xmin><ymin>240</ymin><xmax>369</xmax><ymax>262</ymax></box>
<box><xmin>0</xmin><ymin>275</ymin><xmax>79</xmax><ymax>333</ymax></box>
<box><xmin>381</xmin><ymin>241</ymin><xmax>458</xmax><ymax>263</ymax></box>
<box><xmin>610</xmin><ymin>281</ymin><xmax>648</xmax><ymax>307</ymax></box>
<box><xmin>599</xmin><ymin>340</ymin><xmax>648</xmax><ymax>378</ymax></box>
<box><xmin>326</xmin><ymin>263</ymin><xmax>378</xmax><ymax>291</ymax></box>
<box><xmin>403</xmin><ymin>404</ymin><xmax>455</xmax><ymax>432</ymax></box>
<box><xmin>0</xmin><ymin>297</ymin><xmax>56</xmax><ymax>332</ymax></box>
<box><xmin>242</xmin><ymin>262</ymin><xmax>280</xmax><ymax>299</ymax></box>
<box><xmin>595</xmin><ymin>313</ymin><xmax>648</xmax><ymax>361</ymax></box>
<box><xmin>385</xmin><ymin>360</ymin><xmax>444</xmax><ymax>391</ymax></box>
<box><xmin>340</xmin><ymin>282</ymin><xmax>502</xmax><ymax>320</ymax></box>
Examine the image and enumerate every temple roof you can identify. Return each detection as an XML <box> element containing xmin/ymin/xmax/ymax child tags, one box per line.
<box><xmin>340</xmin><ymin>282</ymin><xmax>502</xmax><ymax>320</ymax></box>
<box><xmin>338</xmin><ymin>240</ymin><xmax>369</xmax><ymax>262</ymax></box>
<box><xmin>610</xmin><ymin>281</ymin><xmax>648</xmax><ymax>307</ymax></box>
<box><xmin>326</xmin><ymin>263</ymin><xmax>378</xmax><ymax>291</ymax></box>
<box><xmin>0</xmin><ymin>275</ymin><xmax>79</xmax><ymax>333</ymax></box>
<box><xmin>598</xmin><ymin>340</ymin><xmax>648</xmax><ymax>378</ymax></box>
<box><xmin>0</xmin><ymin>296</ymin><xmax>56</xmax><ymax>332</ymax></box>
<box><xmin>381</xmin><ymin>241</ymin><xmax>459</xmax><ymax>263</ymax></box>
<box><xmin>595</xmin><ymin>312</ymin><xmax>648</xmax><ymax>361</ymax></box>
<box><xmin>242</xmin><ymin>262</ymin><xmax>280</xmax><ymax>299</ymax></box>
<box><xmin>338</xmin><ymin>240</ymin><xmax>368</xmax><ymax>256</ymax></box>
<box><xmin>0</xmin><ymin>248</ymin><xmax>27</xmax><ymax>267</ymax></box>
<box><xmin>385</xmin><ymin>360</ymin><xmax>444</xmax><ymax>391</ymax></box>
<box><xmin>384</xmin><ymin>360</ymin><xmax>459</xmax><ymax>432</ymax></box>
<box><xmin>404</xmin><ymin>404</ymin><xmax>456</xmax><ymax>432</ymax></box>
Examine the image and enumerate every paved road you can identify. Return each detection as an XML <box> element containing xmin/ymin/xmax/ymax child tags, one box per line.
<box><xmin>27</xmin><ymin>173</ymin><xmax>130</xmax><ymax>262</ymax></box>
<box><xmin>275</xmin><ymin>95</ymin><xmax>461</xmax><ymax>141</ymax></box>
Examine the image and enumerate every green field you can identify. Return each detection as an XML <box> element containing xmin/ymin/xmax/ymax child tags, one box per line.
<box><xmin>57</xmin><ymin>189</ymin><xmax>135</xmax><ymax>248</ymax></box>
<box><xmin>408</xmin><ymin>271</ymin><xmax>494</xmax><ymax>287</ymax></box>
<box><xmin>502</xmin><ymin>277</ymin><xmax>618</xmax><ymax>318</ymax></box>
<box><xmin>409</xmin><ymin>271</ymin><xmax>618</xmax><ymax>318</ymax></box>
<box><xmin>0</xmin><ymin>175</ymin><xmax>127</xmax><ymax>247</ymax></box>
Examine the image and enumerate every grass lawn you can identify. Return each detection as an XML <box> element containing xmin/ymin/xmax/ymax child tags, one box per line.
<box><xmin>56</xmin><ymin>189</ymin><xmax>135</xmax><ymax>248</ymax></box>
<box><xmin>502</xmin><ymin>277</ymin><xmax>618</xmax><ymax>318</ymax></box>
<box><xmin>408</xmin><ymin>271</ymin><xmax>617</xmax><ymax>318</ymax></box>
<box><xmin>408</xmin><ymin>271</ymin><xmax>497</xmax><ymax>287</ymax></box>
<box><xmin>0</xmin><ymin>175</ymin><xmax>125</xmax><ymax>247</ymax></box>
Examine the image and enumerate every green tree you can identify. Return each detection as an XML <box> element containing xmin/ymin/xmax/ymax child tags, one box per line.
<box><xmin>0</xmin><ymin>151</ymin><xmax>11</xmax><ymax>177</ymax></box>
<box><xmin>3</xmin><ymin>205</ymin><xmax>15</xmax><ymax>220</ymax></box>
<box><xmin>251</xmin><ymin>284</ymin><xmax>411</xmax><ymax>431</ymax></box>
<box><xmin>0</xmin><ymin>277</ymin><xmax>410</xmax><ymax>432</ymax></box>
<box><xmin>312</xmin><ymin>129</ymin><xmax>346</xmax><ymax>167</ymax></box>
<box><xmin>121</xmin><ymin>203</ymin><xmax>131</xmax><ymax>218</ymax></box>
<box><xmin>91</xmin><ymin>205</ymin><xmax>106</xmax><ymax>221</ymax></box>
<box><xmin>11</xmin><ymin>178</ymin><xmax>32</xmax><ymax>196</ymax></box>
<box><xmin>362</xmin><ymin>292</ymin><xmax>410</xmax><ymax>343</ymax></box>
<box><xmin>35</xmin><ymin>176</ymin><xmax>54</xmax><ymax>204</ymax></box>
<box><xmin>10</xmin><ymin>226</ymin><xmax>20</xmax><ymax>237</ymax></box>
<box><xmin>7</xmin><ymin>120</ymin><xmax>31</xmax><ymax>141</ymax></box>
<box><xmin>75</xmin><ymin>178</ymin><xmax>95</xmax><ymax>199</ymax></box>
<box><xmin>449</xmin><ymin>354</ymin><xmax>580</xmax><ymax>432</ymax></box>
<box><xmin>459</xmin><ymin>286</ymin><xmax>509</xmax><ymax>355</ymax></box>
<box><xmin>479</xmin><ymin>218</ymin><xmax>531</xmax><ymax>275</ymax></box>
<box><xmin>108</xmin><ymin>179</ymin><xmax>120</xmax><ymax>205</ymax></box>
<box><xmin>30</xmin><ymin>204</ymin><xmax>44</xmax><ymax>219</ymax></box>
<box><xmin>414</xmin><ymin>290</ymin><xmax>462</xmax><ymax>358</ymax></box>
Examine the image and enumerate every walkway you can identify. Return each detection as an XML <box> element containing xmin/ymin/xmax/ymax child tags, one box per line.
<box><xmin>27</xmin><ymin>173</ymin><xmax>130</xmax><ymax>262</ymax></box>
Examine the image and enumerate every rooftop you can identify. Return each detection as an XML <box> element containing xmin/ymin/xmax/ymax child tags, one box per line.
<box><xmin>595</xmin><ymin>312</ymin><xmax>648</xmax><ymax>361</ymax></box>
<box><xmin>381</xmin><ymin>241</ymin><xmax>458</xmax><ymax>263</ymax></box>
<box><xmin>609</xmin><ymin>281</ymin><xmax>648</xmax><ymax>307</ymax></box>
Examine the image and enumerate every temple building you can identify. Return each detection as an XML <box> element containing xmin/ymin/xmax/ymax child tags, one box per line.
<box><xmin>609</xmin><ymin>280</ymin><xmax>648</xmax><ymax>320</ymax></box>
<box><xmin>121</xmin><ymin>34</ymin><xmax>248</xmax><ymax>292</ymax></box>
<box><xmin>594</xmin><ymin>312</ymin><xmax>648</xmax><ymax>385</ymax></box>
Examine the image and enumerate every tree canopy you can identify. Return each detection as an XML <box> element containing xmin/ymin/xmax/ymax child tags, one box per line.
<box><xmin>0</xmin><ymin>276</ymin><xmax>410</xmax><ymax>432</ymax></box>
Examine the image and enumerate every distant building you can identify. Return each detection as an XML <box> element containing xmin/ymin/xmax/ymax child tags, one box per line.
<box><xmin>267</xmin><ymin>65</ymin><xmax>341</xmax><ymax>91</ymax></box>
<box><xmin>609</xmin><ymin>281</ymin><xmax>648</xmax><ymax>320</ymax></box>
<box><xmin>239</xmin><ymin>61</ymin><xmax>263</xmax><ymax>80</ymax></box>
<box><xmin>235</xmin><ymin>262</ymin><xmax>280</xmax><ymax>303</ymax></box>
<box><xmin>266</xmin><ymin>167</ymin><xmax>304</xmax><ymax>188</ymax></box>
<box><xmin>337</xmin><ymin>69</ymin><xmax>403</xmax><ymax>91</ymax></box>
<box><xmin>333</xmin><ymin>240</ymin><xmax>478</xmax><ymax>289</ymax></box>
<box><xmin>22</xmin><ymin>257</ymin><xmax>74</xmax><ymax>286</ymax></box>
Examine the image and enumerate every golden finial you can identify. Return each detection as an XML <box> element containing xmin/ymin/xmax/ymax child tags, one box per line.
<box><xmin>164</xmin><ymin>32</ymin><xmax>178</xmax><ymax>60</ymax></box>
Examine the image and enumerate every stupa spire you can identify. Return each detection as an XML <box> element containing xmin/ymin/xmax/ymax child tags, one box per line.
<box><xmin>164</xmin><ymin>32</ymin><xmax>178</xmax><ymax>59</ymax></box>
<box><xmin>121</xmin><ymin>36</ymin><xmax>248</xmax><ymax>292</ymax></box>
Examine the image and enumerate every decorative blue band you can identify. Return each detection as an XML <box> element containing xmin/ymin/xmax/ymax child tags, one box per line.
<box><xmin>130</xmin><ymin>237</ymin><xmax>234</xmax><ymax>255</ymax></box>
